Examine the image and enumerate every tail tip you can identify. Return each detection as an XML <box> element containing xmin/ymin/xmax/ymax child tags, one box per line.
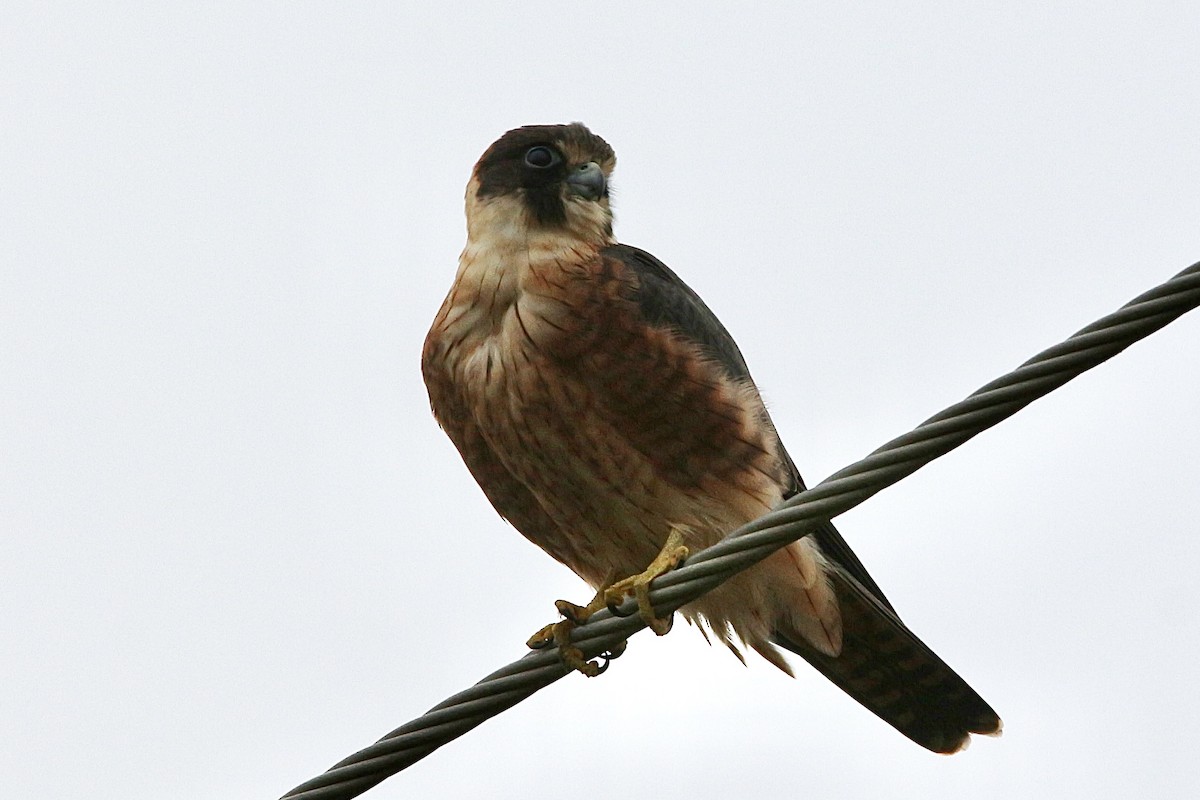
<box><xmin>937</xmin><ymin>715</ymin><xmax>1004</xmax><ymax>755</ymax></box>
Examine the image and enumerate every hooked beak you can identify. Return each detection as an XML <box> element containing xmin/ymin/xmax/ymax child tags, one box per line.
<box><xmin>566</xmin><ymin>161</ymin><xmax>606</xmax><ymax>201</ymax></box>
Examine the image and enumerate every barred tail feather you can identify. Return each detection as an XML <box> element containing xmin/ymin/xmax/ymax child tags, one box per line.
<box><xmin>773</xmin><ymin>568</ymin><xmax>1002</xmax><ymax>754</ymax></box>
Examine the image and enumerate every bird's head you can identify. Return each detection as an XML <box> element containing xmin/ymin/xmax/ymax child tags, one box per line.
<box><xmin>465</xmin><ymin>123</ymin><xmax>617</xmax><ymax>250</ymax></box>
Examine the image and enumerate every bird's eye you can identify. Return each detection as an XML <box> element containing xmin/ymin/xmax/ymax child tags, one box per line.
<box><xmin>524</xmin><ymin>146</ymin><xmax>560</xmax><ymax>169</ymax></box>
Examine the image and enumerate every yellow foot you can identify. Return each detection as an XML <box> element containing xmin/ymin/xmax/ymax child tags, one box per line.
<box><xmin>526</xmin><ymin>528</ymin><xmax>689</xmax><ymax>674</ymax></box>
<box><xmin>526</xmin><ymin>597</ymin><xmax>616</xmax><ymax>677</ymax></box>
<box><xmin>603</xmin><ymin>526</ymin><xmax>690</xmax><ymax>636</ymax></box>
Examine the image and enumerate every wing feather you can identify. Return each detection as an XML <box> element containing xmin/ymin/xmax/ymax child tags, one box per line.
<box><xmin>605</xmin><ymin>243</ymin><xmax>894</xmax><ymax>609</ymax></box>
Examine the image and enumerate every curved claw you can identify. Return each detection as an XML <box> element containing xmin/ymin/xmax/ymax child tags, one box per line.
<box><xmin>600</xmin><ymin>527</ymin><xmax>690</xmax><ymax>634</ymax></box>
<box><xmin>605</xmin><ymin>592</ymin><xmax>635</xmax><ymax>617</ymax></box>
<box><xmin>602</xmin><ymin>639</ymin><xmax>628</xmax><ymax>661</ymax></box>
<box><xmin>593</xmin><ymin>638</ymin><xmax>630</xmax><ymax>675</ymax></box>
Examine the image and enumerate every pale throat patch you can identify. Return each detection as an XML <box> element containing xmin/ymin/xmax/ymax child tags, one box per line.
<box><xmin>463</xmin><ymin>175</ymin><xmax>615</xmax><ymax>257</ymax></box>
<box><xmin>434</xmin><ymin>177</ymin><xmax>612</xmax><ymax>388</ymax></box>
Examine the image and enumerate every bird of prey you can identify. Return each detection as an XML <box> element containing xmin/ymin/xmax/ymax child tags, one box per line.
<box><xmin>421</xmin><ymin>123</ymin><xmax>1001</xmax><ymax>753</ymax></box>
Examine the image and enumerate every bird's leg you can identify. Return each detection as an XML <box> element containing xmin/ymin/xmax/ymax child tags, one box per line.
<box><xmin>603</xmin><ymin>526</ymin><xmax>690</xmax><ymax>635</ymax></box>
<box><xmin>526</xmin><ymin>530</ymin><xmax>689</xmax><ymax>676</ymax></box>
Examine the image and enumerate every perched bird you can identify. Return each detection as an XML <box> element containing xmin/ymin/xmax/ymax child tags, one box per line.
<box><xmin>422</xmin><ymin>123</ymin><xmax>1001</xmax><ymax>753</ymax></box>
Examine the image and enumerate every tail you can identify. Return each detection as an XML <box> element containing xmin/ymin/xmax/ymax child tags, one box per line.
<box><xmin>774</xmin><ymin>565</ymin><xmax>1002</xmax><ymax>754</ymax></box>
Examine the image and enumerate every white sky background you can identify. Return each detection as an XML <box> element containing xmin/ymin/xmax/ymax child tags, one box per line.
<box><xmin>3</xmin><ymin>3</ymin><xmax>1200</xmax><ymax>798</ymax></box>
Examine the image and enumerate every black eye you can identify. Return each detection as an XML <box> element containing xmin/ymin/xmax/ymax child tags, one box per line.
<box><xmin>524</xmin><ymin>146</ymin><xmax>560</xmax><ymax>169</ymax></box>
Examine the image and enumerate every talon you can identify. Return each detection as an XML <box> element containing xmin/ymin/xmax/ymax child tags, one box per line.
<box><xmin>524</xmin><ymin>528</ymin><xmax>689</xmax><ymax>674</ymax></box>
<box><xmin>593</xmin><ymin>642</ymin><xmax>627</xmax><ymax>675</ymax></box>
<box><xmin>527</xmin><ymin>595</ymin><xmax>609</xmax><ymax>677</ymax></box>
<box><xmin>526</xmin><ymin>623</ymin><xmax>557</xmax><ymax>650</ymax></box>
<box><xmin>600</xmin><ymin>526</ymin><xmax>690</xmax><ymax>636</ymax></box>
<box><xmin>601</xmin><ymin>639</ymin><xmax>628</xmax><ymax>661</ymax></box>
<box><xmin>555</xmin><ymin>598</ymin><xmax>590</xmax><ymax>625</ymax></box>
<box><xmin>635</xmin><ymin>578</ymin><xmax>674</xmax><ymax>635</ymax></box>
<box><xmin>554</xmin><ymin>619</ymin><xmax>604</xmax><ymax>677</ymax></box>
<box><xmin>605</xmin><ymin>588</ymin><xmax>634</xmax><ymax>617</ymax></box>
<box><xmin>559</xmin><ymin>641</ymin><xmax>602</xmax><ymax>677</ymax></box>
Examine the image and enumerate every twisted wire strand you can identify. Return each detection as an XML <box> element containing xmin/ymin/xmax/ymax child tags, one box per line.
<box><xmin>282</xmin><ymin>260</ymin><xmax>1200</xmax><ymax>800</ymax></box>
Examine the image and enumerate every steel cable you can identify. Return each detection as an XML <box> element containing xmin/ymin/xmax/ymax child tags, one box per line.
<box><xmin>282</xmin><ymin>259</ymin><xmax>1200</xmax><ymax>800</ymax></box>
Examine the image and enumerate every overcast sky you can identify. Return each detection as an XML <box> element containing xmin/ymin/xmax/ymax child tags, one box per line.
<box><xmin>4</xmin><ymin>3</ymin><xmax>1200</xmax><ymax>799</ymax></box>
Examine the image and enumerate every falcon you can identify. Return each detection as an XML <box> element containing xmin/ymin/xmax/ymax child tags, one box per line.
<box><xmin>422</xmin><ymin>123</ymin><xmax>1001</xmax><ymax>753</ymax></box>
